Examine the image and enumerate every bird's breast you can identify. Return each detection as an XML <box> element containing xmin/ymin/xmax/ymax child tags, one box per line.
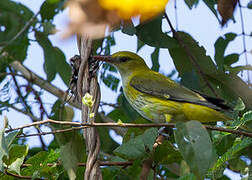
<box><xmin>123</xmin><ymin>83</ymin><xmax>181</xmax><ymax>123</ymax></box>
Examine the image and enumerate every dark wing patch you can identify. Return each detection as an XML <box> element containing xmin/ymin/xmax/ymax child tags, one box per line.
<box><xmin>130</xmin><ymin>74</ymin><xmax>230</xmax><ymax>111</ymax></box>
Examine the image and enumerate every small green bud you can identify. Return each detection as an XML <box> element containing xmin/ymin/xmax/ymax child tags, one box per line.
<box><xmin>89</xmin><ymin>113</ymin><xmax>95</xmax><ymax>118</ymax></box>
<box><xmin>82</xmin><ymin>93</ymin><xmax>94</xmax><ymax>107</ymax></box>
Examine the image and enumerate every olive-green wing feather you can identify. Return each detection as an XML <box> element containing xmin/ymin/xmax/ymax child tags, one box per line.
<box><xmin>130</xmin><ymin>73</ymin><xmax>226</xmax><ymax>111</ymax></box>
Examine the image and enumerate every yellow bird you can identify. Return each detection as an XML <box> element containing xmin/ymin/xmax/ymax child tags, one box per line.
<box><xmin>94</xmin><ymin>51</ymin><xmax>231</xmax><ymax>123</ymax></box>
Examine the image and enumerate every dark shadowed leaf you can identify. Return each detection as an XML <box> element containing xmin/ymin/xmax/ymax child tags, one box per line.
<box><xmin>214</xmin><ymin>33</ymin><xmax>237</xmax><ymax>71</ymax></box>
<box><xmin>114</xmin><ymin>128</ymin><xmax>158</xmax><ymax>159</ymax></box>
<box><xmin>169</xmin><ymin>31</ymin><xmax>217</xmax><ymax>77</ymax></box>
<box><xmin>248</xmin><ymin>1</ymin><xmax>252</xmax><ymax>9</ymax></box>
<box><xmin>0</xmin><ymin>129</ymin><xmax>8</xmax><ymax>171</ymax></box>
<box><xmin>21</xmin><ymin>151</ymin><xmax>61</xmax><ymax>179</ymax></box>
<box><xmin>3</xmin><ymin>144</ymin><xmax>28</xmax><ymax>175</ymax></box>
<box><xmin>180</xmin><ymin>70</ymin><xmax>200</xmax><ymax>90</ymax></box>
<box><xmin>154</xmin><ymin>141</ymin><xmax>182</xmax><ymax>164</ymax></box>
<box><xmin>35</xmin><ymin>32</ymin><xmax>71</xmax><ymax>85</ymax></box>
<box><xmin>210</xmin><ymin>137</ymin><xmax>252</xmax><ymax>178</ymax></box>
<box><xmin>96</xmin><ymin>113</ymin><xmax>119</xmax><ymax>153</ymax></box>
<box><xmin>213</xmin><ymin>133</ymin><xmax>236</xmax><ymax>156</ymax></box>
<box><xmin>5</xmin><ymin>131</ymin><xmax>19</xmax><ymax>148</ymax></box>
<box><xmin>50</xmin><ymin>100</ymin><xmax>84</xmax><ymax>180</ymax></box>
<box><xmin>184</xmin><ymin>0</ymin><xmax>199</xmax><ymax>9</ymax></box>
<box><xmin>151</xmin><ymin>48</ymin><xmax>160</xmax><ymax>72</ymax></box>
<box><xmin>202</xmin><ymin>0</ymin><xmax>219</xmax><ymax>20</ymax></box>
<box><xmin>101</xmin><ymin>74</ymin><xmax>120</xmax><ymax>92</ymax></box>
<box><xmin>136</xmin><ymin>15</ymin><xmax>178</xmax><ymax>49</ymax></box>
<box><xmin>121</xmin><ymin>20</ymin><xmax>136</xmax><ymax>36</ymax></box>
<box><xmin>137</xmin><ymin>39</ymin><xmax>145</xmax><ymax>52</ymax></box>
<box><xmin>40</xmin><ymin>0</ymin><xmax>65</xmax><ymax>22</ymax></box>
<box><xmin>177</xmin><ymin>173</ymin><xmax>197</xmax><ymax>180</ymax></box>
<box><xmin>223</xmin><ymin>53</ymin><xmax>239</xmax><ymax>66</ymax></box>
<box><xmin>174</xmin><ymin>121</ymin><xmax>217</xmax><ymax>179</ymax></box>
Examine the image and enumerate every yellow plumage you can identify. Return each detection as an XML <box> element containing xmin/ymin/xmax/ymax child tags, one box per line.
<box><xmin>95</xmin><ymin>51</ymin><xmax>231</xmax><ymax>123</ymax></box>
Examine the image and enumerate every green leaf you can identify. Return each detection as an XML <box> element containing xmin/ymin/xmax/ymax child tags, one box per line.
<box><xmin>154</xmin><ymin>141</ymin><xmax>182</xmax><ymax>164</ymax></box>
<box><xmin>5</xmin><ymin>131</ymin><xmax>19</xmax><ymax>148</ymax></box>
<box><xmin>22</xmin><ymin>151</ymin><xmax>48</xmax><ymax>178</ymax></box>
<box><xmin>3</xmin><ymin>144</ymin><xmax>28</xmax><ymax>175</ymax></box>
<box><xmin>174</xmin><ymin>121</ymin><xmax>216</xmax><ymax>179</ymax></box>
<box><xmin>60</xmin><ymin>132</ymin><xmax>84</xmax><ymax>180</ymax></box>
<box><xmin>169</xmin><ymin>31</ymin><xmax>217</xmax><ymax>77</ymax></box>
<box><xmin>177</xmin><ymin>173</ymin><xmax>197</xmax><ymax>180</ymax></box>
<box><xmin>223</xmin><ymin>53</ymin><xmax>239</xmax><ymax>66</ymax></box>
<box><xmin>210</xmin><ymin>137</ymin><xmax>252</xmax><ymax>178</ymax></box>
<box><xmin>42</xmin><ymin>21</ymin><xmax>56</xmax><ymax>35</ymax></box>
<box><xmin>227</xmin><ymin>65</ymin><xmax>252</xmax><ymax>75</ymax></box>
<box><xmin>137</xmin><ymin>39</ymin><xmax>145</xmax><ymax>52</ymax></box>
<box><xmin>213</xmin><ymin>133</ymin><xmax>236</xmax><ymax>156</ymax></box>
<box><xmin>247</xmin><ymin>1</ymin><xmax>252</xmax><ymax>9</ymax></box>
<box><xmin>202</xmin><ymin>0</ymin><xmax>219</xmax><ymax>20</ymax></box>
<box><xmin>239</xmin><ymin>111</ymin><xmax>252</xmax><ymax>131</ymax></box>
<box><xmin>121</xmin><ymin>20</ymin><xmax>136</xmax><ymax>36</ymax></box>
<box><xmin>136</xmin><ymin>15</ymin><xmax>178</xmax><ymax>49</ymax></box>
<box><xmin>50</xmin><ymin>101</ymin><xmax>84</xmax><ymax>180</ymax></box>
<box><xmin>114</xmin><ymin>128</ymin><xmax>158</xmax><ymax>159</ymax></box>
<box><xmin>228</xmin><ymin>158</ymin><xmax>247</xmax><ymax>174</ymax></box>
<box><xmin>180</xmin><ymin>70</ymin><xmax>200</xmax><ymax>90</ymax></box>
<box><xmin>0</xmin><ymin>0</ymin><xmax>33</xmax><ymax>43</ymax></box>
<box><xmin>214</xmin><ymin>33</ymin><xmax>237</xmax><ymax>71</ymax></box>
<box><xmin>184</xmin><ymin>0</ymin><xmax>199</xmax><ymax>9</ymax></box>
<box><xmin>40</xmin><ymin>0</ymin><xmax>65</xmax><ymax>22</ymax></box>
<box><xmin>0</xmin><ymin>129</ymin><xmax>8</xmax><ymax>171</ymax></box>
<box><xmin>151</xmin><ymin>48</ymin><xmax>160</xmax><ymax>72</ymax></box>
<box><xmin>35</xmin><ymin>31</ymin><xmax>71</xmax><ymax>85</ymax></box>
<box><xmin>101</xmin><ymin>73</ymin><xmax>120</xmax><ymax>92</ymax></box>
<box><xmin>95</xmin><ymin>113</ymin><xmax>119</xmax><ymax>153</ymax></box>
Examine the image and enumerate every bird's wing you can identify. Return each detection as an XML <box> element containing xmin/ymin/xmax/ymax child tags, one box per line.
<box><xmin>130</xmin><ymin>73</ymin><xmax>227</xmax><ymax>111</ymax></box>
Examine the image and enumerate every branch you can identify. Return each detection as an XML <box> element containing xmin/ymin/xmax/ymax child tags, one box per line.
<box><xmin>5</xmin><ymin>119</ymin><xmax>252</xmax><ymax>138</ymax></box>
<box><xmin>0</xmin><ymin>11</ymin><xmax>39</xmax><ymax>49</ymax></box>
<box><xmin>4</xmin><ymin>162</ymin><xmax>132</xmax><ymax>179</ymax></box>
<box><xmin>10</xmin><ymin>61</ymin><xmax>81</xmax><ymax>109</ymax></box>
<box><xmin>4</xmin><ymin>169</ymin><xmax>42</xmax><ymax>180</ymax></box>
<box><xmin>9</xmin><ymin>67</ymin><xmax>46</xmax><ymax>149</ymax></box>
<box><xmin>21</xmin><ymin>161</ymin><xmax>133</xmax><ymax>168</ymax></box>
<box><xmin>238</xmin><ymin>0</ymin><xmax>250</xmax><ymax>86</ymax></box>
<box><xmin>164</xmin><ymin>12</ymin><xmax>219</xmax><ymax>97</ymax></box>
<box><xmin>7</xmin><ymin>61</ymin><xmax>126</xmax><ymax>136</ymax></box>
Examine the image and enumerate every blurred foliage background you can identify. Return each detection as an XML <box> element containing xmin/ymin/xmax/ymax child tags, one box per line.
<box><xmin>0</xmin><ymin>0</ymin><xmax>252</xmax><ymax>179</ymax></box>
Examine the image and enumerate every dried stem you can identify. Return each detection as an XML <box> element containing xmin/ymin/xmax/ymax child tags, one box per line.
<box><xmin>238</xmin><ymin>0</ymin><xmax>250</xmax><ymax>85</ymax></box>
<box><xmin>9</xmin><ymin>68</ymin><xmax>46</xmax><ymax>149</ymax></box>
<box><xmin>77</xmin><ymin>35</ymin><xmax>102</xmax><ymax>180</ymax></box>
<box><xmin>164</xmin><ymin>12</ymin><xmax>219</xmax><ymax>97</ymax></box>
<box><xmin>21</xmin><ymin>161</ymin><xmax>133</xmax><ymax>168</ymax></box>
<box><xmin>5</xmin><ymin>119</ymin><xmax>252</xmax><ymax>138</ymax></box>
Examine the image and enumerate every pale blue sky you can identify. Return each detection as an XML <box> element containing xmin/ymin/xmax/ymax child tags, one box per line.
<box><xmin>1</xmin><ymin>0</ymin><xmax>252</xmax><ymax>179</ymax></box>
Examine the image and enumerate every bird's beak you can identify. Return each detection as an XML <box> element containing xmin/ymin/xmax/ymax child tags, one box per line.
<box><xmin>92</xmin><ymin>55</ymin><xmax>117</xmax><ymax>64</ymax></box>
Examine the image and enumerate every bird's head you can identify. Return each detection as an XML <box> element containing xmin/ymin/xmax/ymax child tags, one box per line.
<box><xmin>93</xmin><ymin>51</ymin><xmax>149</xmax><ymax>75</ymax></box>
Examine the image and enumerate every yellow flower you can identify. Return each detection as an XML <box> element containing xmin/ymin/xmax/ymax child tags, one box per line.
<box><xmin>98</xmin><ymin>0</ymin><xmax>168</xmax><ymax>20</ymax></box>
<box><xmin>82</xmin><ymin>93</ymin><xmax>94</xmax><ymax>108</ymax></box>
<box><xmin>89</xmin><ymin>113</ymin><xmax>95</xmax><ymax>118</ymax></box>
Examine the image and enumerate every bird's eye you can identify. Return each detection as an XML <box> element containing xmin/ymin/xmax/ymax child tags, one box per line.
<box><xmin>120</xmin><ymin>56</ymin><xmax>130</xmax><ymax>62</ymax></box>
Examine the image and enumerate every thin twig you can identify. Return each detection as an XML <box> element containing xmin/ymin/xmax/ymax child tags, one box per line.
<box><xmin>238</xmin><ymin>0</ymin><xmax>250</xmax><ymax>86</ymax></box>
<box><xmin>164</xmin><ymin>12</ymin><xmax>219</xmax><ymax>97</ymax></box>
<box><xmin>4</xmin><ymin>169</ymin><xmax>42</xmax><ymax>180</ymax></box>
<box><xmin>100</xmin><ymin>102</ymin><xmax>120</xmax><ymax>108</ymax></box>
<box><xmin>10</xmin><ymin>61</ymin><xmax>81</xmax><ymax>109</ymax></box>
<box><xmin>174</xmin><ymin>0</ymin><xmax>178</xmax><ymax>30</ymax></box>
<box><xmin>21</xmin><ymin>161</ymin><xmax>133</xmax><ymax>168</ymax></box>
<box><xmin>5</xmin><ymin>119</ymin><xmax>252</xmax><ymax>138</ymax></box>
